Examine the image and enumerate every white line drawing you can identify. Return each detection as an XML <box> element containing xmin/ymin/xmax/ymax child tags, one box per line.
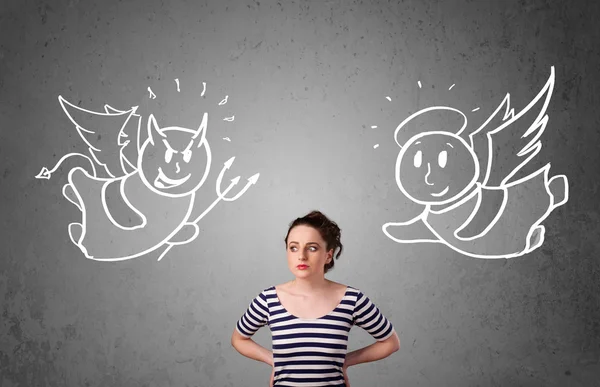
<box><xmin>223</xmin><ymin>116</ymin><xmax>235</xmax><ymax>121</ymax></box>
<box><xmin>449</xmin><ymin>84</ymin><xmax>455</xmax><ymax>90</ymax></box>
<box><xmin>157</xmin><ymin>156</ymin><xmax>259</xmax><ymax>261</ymax></box>
<box><xmin>223</xmin><ymin>137</ymin><xmax>231</xmax><ymax>142</ymax></box>
<box><xmin>386</xmin><ymin>96</ymin><xmax>392</xmax><ymax>101</ymax></box>
<box><xmin>418</xmin><ymin>81</ymin><xmax>422</xmax><ymax>88</ymax></box>
<box><xmin>371</xmin><ymin>125</ymin><xmax>378</xmax><ymax>129</ymax></box>
<box><xmin>382</xmin><ymin>66</ymin><xmax>569</xmax><ymax>259</ymax></box>
<box><xmin>175</xmin><ymin>78</ymin><xmax>180</xmax><ymax>92</ymax></box>
<box><xmin>36</xmin><ymin>153</ymin><xmax>98</xmax><ymax>180</ymax></box>
<box><xmin>219</xmin><ymin>96</ymin><xmax>228</xmax><ymax>105</ymax></box>
<box><xmin>201</xmin><ymin>82</ymin><xmax>206</xmax><ymax>97</ymax></box>
<box><xmin>373</xmin><ymin>144</ymin><xmax>379</xmax><ymax>149</ymax></box>
<box><xmin>148</xmin><ymin>87</ymin><xmax>156</xmax><ymax>99</ymax></box>
<box><xmin>472</xmin><ymin>107</ymin><xmax>480</xmax><ymax>112</ymax></box>
<box><xmin>36</xmin><ymin>89</ymin><xmax>259</xmax><ymax>262</ymax></box>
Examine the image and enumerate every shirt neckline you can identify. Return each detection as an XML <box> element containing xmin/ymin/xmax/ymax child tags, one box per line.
<box><xmin>272</xmin><ymin>285</ymin><xmax>350</xmax><ymax>321</ymax></box>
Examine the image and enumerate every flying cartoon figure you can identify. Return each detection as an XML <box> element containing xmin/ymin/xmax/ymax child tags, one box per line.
<box><xmin>36</xmin><ymin>95</ymin><xmax>259</xmax><ymax>262</ymax></box>
<box><xmin>382</xmin><ymin>66</ymin><xmax>569</xmax><ymax>259</ymax></box>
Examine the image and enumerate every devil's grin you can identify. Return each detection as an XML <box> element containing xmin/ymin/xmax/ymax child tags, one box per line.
<box><xmin>153</xmin><ymin>168</ymin><xmax>191</xmax><ymax>189</ymax></box>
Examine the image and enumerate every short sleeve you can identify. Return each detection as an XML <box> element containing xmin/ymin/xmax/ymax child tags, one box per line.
<box><xmin>235</xmin><ymin>290</ymin><xmax>269</xmax><ymax>338</ymax></box>
<box><xmin>353</xmin><ymin>290</ymin><xmax>395</xmax><ymax>342</ymax></box>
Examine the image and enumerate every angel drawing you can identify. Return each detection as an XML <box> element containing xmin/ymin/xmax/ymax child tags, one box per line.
<box><xmin>382</xmin><ymin>66</ymin><xmax>569</xmax><ymax>258</ymax></box>
<box><xmin>36</xmin><ymin>95</ymin><xmax>259</xmax><ymax>262</ymax></box>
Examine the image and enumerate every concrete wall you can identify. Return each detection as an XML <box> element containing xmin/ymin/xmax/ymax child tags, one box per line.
<box><xmin>1</xmin><ymin>0</ymin><xmax>598</xmax><ymax>385</ymax></box>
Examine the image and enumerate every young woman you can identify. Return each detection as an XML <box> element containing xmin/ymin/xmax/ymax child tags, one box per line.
<box><xmin>231</xmin><ymin>210</ymin><xmax>400</xmax><ymax>386</ymax></box>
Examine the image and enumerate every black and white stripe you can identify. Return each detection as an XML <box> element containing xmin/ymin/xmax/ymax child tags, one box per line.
<box><xmin>236</xmin><ymin>286</ymin><xmax>395</xmax><ymax>386</ymax></box>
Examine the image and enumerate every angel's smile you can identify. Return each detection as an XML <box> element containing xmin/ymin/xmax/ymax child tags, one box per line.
<box><xmin>430</xmin><ymin>186</ymin><xmax>449</xmax><ymax>197</ymax></box>
<box><xmin>154</xmin><ymin>167</ymin><xmax>190</xmax><ymax>189</ymax></box>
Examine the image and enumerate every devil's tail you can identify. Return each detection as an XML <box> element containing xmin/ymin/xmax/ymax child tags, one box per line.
<box><xmin>35</xmin><ymin>152</ymin><xmax>99</xmax><ymax>180</ymax></box>
<box><xmin>36</xmin><ymin>95</ymin><xmax>141</xmax><ymax>182</ymax></box>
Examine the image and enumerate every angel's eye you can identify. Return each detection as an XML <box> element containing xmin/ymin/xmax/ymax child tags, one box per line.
<box><xmin>183</xmin><ymin>149</ymin><xmax>192</xmax><ymax>163</ymax></box>
<box><xmin>165</xmin><ymin>148</ymin><xmax>174</xmax><ymax>163</ymax></box>
<box><xmin>414</xmin><ymin>150</ymin><xmax>422</xmax><ymax>168</ymax></box>
<box><xmin>438</xmin><ymin>150</ymin><xmax>447</xmax><ymax>168</ymax></box>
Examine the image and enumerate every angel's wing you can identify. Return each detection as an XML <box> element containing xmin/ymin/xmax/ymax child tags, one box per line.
<box><xmin>463</xmin><ymin>66</ymin><xmax>555</xmax><ymax>188</ymax></box>
<box><xmin>58</xmin><ymin>96</ymin><xmax>142</xmax><ymax>178</ymax></box>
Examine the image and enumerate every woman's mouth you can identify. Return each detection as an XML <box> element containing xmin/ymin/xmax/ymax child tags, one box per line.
<box><xmin>297</xmin><ymin>265</ymin><xmax>309</xmax><ymax>270</ymax></box>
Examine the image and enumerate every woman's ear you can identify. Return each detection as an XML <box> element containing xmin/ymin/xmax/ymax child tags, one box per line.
<box><xmin>327</xmin><ymin>249</ymin><xmax>334</xmax><ymax>262</ymax></box>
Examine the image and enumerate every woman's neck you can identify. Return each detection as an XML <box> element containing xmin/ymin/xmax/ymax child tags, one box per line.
<box><xmin>290</xmin><ymin>277</ymin><xmax>332</xmax><ymax>295</ymax></box>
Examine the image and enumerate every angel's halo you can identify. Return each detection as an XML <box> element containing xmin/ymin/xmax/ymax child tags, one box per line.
<box><xmin>394</xmin><ymin>106</ymin><xmax>467</xmax><ymax>148</ymax></box>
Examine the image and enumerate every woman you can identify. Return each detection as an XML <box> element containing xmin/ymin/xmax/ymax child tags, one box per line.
<box><xmin>231</xmin><ymin>210</ymin><xmax>401</xmax><ymax>386</ymax></box>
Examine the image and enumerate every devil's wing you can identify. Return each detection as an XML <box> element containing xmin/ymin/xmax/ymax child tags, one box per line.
<box><xmin>103</xmin><ymin>103</ymin><xmax>143</xmax><ymax>174</ymax></box>
<box><xmin>465</xmin><ymin>66</ymin><xmax>555</xmax><ymax>188</ymax></box>
<box><xmin>58</xmin><ymin>96</ymin><xmax>142</xmax><ymax>178</ymax></box>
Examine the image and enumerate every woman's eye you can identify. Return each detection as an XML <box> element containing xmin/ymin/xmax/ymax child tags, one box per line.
<box><xmin>165</xmin><ymin>149</ymin><xmax>174</xmax><ymax>163</ymax></box>
<box><xmin>413</xmin><ymin>150</ymin><xmax>422</xmax><ymax>168</ymax></box>
<box><xmin>438</xmin><ymin>150</ymin><xmax>448</xmax><ymax>168</ymax></box>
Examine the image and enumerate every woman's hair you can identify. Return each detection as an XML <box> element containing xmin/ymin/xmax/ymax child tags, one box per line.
<box><xmin>284</xmin><ymin>210</ymin><xmax>343</xmax><ymax>273</ymax></box>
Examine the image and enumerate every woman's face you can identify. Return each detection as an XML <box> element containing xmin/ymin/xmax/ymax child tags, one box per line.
<box><xmin>286</xmin><ymin>225</ymin><xmax>333</xmax><ymax>278</ymax></box>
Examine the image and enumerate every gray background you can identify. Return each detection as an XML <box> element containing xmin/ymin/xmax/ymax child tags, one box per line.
<box><xmin>1</xmin><ymin>0</ymin><xmax>599</xmax><ymax>386</ymax></box>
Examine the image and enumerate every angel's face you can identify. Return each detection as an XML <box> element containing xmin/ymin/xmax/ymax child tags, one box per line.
<box><xmin>139</xmin><ymin>115</ymin><xmax>210</xmax><ymax>197</ymax></box>
<box><xmin>396</xmin><ymin>132</ymin><xmax>478</xmax><ymax>205</ymax></box>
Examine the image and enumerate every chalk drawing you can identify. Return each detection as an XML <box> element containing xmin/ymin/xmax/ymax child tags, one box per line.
<box><xmin>382</xmin><ymin>66</ymin><xmax>569</xmax><ymax>259</ymax></box>
<box><xmin>36</xmin><ymin>84</ymin><xmax>259</xmax><ymax>262</ymax></box>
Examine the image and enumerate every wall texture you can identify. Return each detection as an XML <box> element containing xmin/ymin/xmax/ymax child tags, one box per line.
<box><xmin>1</xmin><ymin>0</ymin><xmax>599</xmax><ymax>386</ymax></box>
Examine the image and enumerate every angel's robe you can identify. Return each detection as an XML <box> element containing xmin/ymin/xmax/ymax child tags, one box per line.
<box><xmin>424</xmin><ymin>169</ymin><xmax>553</xmax><ymax>258</ymax></box>
<box><xmin>67</xmin><ymin>167</ymin><xmax>193</xmax><ymax>260</ymax></box>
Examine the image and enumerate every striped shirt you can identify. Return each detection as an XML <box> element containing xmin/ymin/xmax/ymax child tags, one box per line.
<box><xmin>235</xmin><ymin>285</ymin><xmax>395</xmax><ymax>386</ymax></box>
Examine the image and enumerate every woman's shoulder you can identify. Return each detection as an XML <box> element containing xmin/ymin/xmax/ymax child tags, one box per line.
<box><xmin>333</xmin><ymin>281</ymin><xmax>356</xmax><ymax>295</ymax></box>
<box><xmin>273</xmin><ymin>281</ymin><xmax>291</xmax><ymax>290</ymax></box>
<box><xmin>335</xmin><ymin>281</ymin><xmax>357</xmax><ymax>291</ymax></box>
<box><xmin>247</xmin><ymin>284</ymin><xmax>277</xmax><ymax>298</ymax></box>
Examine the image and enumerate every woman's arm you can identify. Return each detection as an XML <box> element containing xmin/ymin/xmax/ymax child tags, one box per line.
<box><xmin>231</xmin><ymin>329</ymin><xmax>274</xmax><ymax>367</ymax></box>
<box><xmin>344</xmin><ymin>330</ymin><xmax>400</xmax><ymax>368</ymax></box>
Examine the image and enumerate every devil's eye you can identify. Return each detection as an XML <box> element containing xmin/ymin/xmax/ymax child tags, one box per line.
<box><xmin>438</xmin><ymin>150</ymin><xmax>447</xmax><ymax>168</ymax></box>
<box><xmin>414</xmin><ymin>150</ymin><xmax>422</xmax><ymax>168</ymax></box>
<box><xmin>182</xmin><ymin>149</ymin><xmax>192</xmax><ymax>163</ymax></box>
<box><xmin>165</xmin><ymin>148</ymin><xmax>174</xmax><ymax>163</ymax></box>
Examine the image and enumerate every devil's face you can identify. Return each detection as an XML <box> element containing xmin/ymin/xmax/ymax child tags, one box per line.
<box><xmin>139</xmin><ymin>114</ymin><xmax>210</xmax><ymax>197</ymax></box>
<box><xmin>396</xmin><ymin>132</ymin><xmax>478</xmax><ymax>205</ymax></box>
